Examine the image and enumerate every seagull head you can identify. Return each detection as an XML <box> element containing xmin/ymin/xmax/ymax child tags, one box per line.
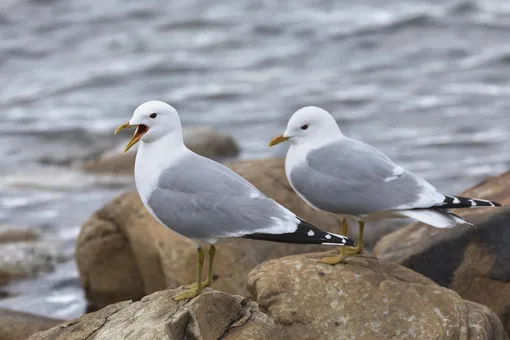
<box><xmin>114</xmin><ymin>101</ymin><xmax>182</xmax><ymax>153</ymax></box>
<box><xmin>269</xmin><ymin>106</ymin><xmax>341</xmax><ymax>147</ymax></box>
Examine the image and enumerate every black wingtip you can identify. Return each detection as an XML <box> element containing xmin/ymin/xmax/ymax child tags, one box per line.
<box><xmin>441</xmin><ymin>195</ymin><xmax>502</xmax><ymax>209</ymax></box>
<box><xmin>243</xmin><ymin>217</ymin><xmax>355</xmax><ymax>247</ymax></box>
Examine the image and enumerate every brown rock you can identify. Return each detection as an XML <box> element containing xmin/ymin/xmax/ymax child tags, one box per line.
<box><xmin>0</xmin><ymin>227</ymin><xmax>37</xmax><ymax>244</ymax></box>
<box><xmin>28</xmin><ymin>289</ymin><xmax>279</xmax><ymax>340</ymax></box>
<box><xmin>82</xmin><ymin>126</ymin><xmax>239</xmax><ymax>174</ymax></box>
<box><xmin>248</xmin><ymin>252</ymin><xmax>508</xmax><ymax>340</ymax></box>
<box><xmin>374</xmin><ymin>170</ymin><xmax>510</xmax><ymax>333</ymax></box>
<box><xmin>0</xmin><ymin>270</ymin><xmax>10</xmax><ymax>286</ymax></box>
<box><xmin>77</xmin><ymin>159</ymin><xmax>345</xmax><ymax>310</ymax></box>
<box><xmin>0</xmin><ymin>309</ymin><xmax>62</xmax><ymax>340</ymax></box>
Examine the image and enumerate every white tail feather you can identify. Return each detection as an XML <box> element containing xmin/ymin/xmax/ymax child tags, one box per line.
<box><xmin>397</xmin><ymin>209</ymin><xmax>471</xmax><ymax>228</ymax></box>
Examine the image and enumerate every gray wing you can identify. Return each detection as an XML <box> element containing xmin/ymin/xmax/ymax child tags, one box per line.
<box><xmin>148</xmin><ymin>153</ymin><xmax>298</xmax><ymax>240</ymax></box>
<box><xmin>290</xmin><ymin>138</ymin><xmax>444</xmax><ymax>215</ymax></box>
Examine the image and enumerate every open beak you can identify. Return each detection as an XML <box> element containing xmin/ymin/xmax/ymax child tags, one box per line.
<box><xmin>114</xmin><ymin>122</ymin><xmax>149</xmax><ymax>153</ymax></box>
<box><xmin>269</xmin><ymin>134</ymin><xmax>290</xmax><ymax>147</ymax></box>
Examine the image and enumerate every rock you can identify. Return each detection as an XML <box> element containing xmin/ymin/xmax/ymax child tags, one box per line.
<box><xmin>182</xmin><ymin>126</ymin><xmax>240</xmax><ymax>160</ymax></box>
<box><xmin>248</xmin><ymin>251</ymin><xmax>508</xmax><ymax>340</ymax></box>
<box><xmin>0</xmin><ymin>227</ymin><xmax>38</xmax><ymax>244</ymax></box>
<box><xmin>0</xmin><ymin>270</ymin><xmax>9</xmax><ymax>286</ymax></box>
<box><xmin>374</xmin><ymin>170</ymin><xmax>510</xmax><ymax>333</ymax></box>
<box><xmin>0</xmin><ymin>309</ymin><xmax>62</xmax><ymax>340</ymax></box>
<box><xmin>77</xmin><ymin>159</ymin><xmax>345</xmax><ymax>310</ymax></box>
<box><xmin>82</xmin><ymin>126</ymin><xmax>239</xmax><ymax>174</ymax></box>
<box><xmin>0</xmin><ymin>227</ymin><xmax>40</xmax><ymax>286</ymax></box>
<box><xmin>28</xmin><ymin>288</ymin><xmax>278</xmax><ymax>340</ymax></box>
<box><xmin>0</xmin><ymin>242</ymin><xmax>59</xmax><ymax>278</ymax></box>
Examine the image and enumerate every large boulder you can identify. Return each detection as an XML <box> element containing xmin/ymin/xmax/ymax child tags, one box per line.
<box><xmin>374</xmin><ymin>170</ymin><xmax>510</xmax><ymax>332</ymax></box>
<box><xmin>0</xmin><ymin>309</ymin><xmax>62</xmax><ymax>340</ymax></box>
<box><xmin>28</xmin><ymin>289</ymin><xmax>278</xmax><ymax>340</ymax></box>
<box><xmin>248</xmin><ymin>251</ymin><xmax>508</xmax><ymax>340</ymax></box>
<box><xmin>82</xmin><ymin>126</ymin><xmax>239</xmax><ymax>174</ymax></box>
<box><xmin>77</xmin><ymin>159</ymin><xmax>345</xmax><ymax>310</ymax></box>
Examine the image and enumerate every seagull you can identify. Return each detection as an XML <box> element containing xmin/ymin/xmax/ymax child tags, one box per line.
<box><xmin>114</xmin><ymin>101</ymin><xmax>355</xmax><ymax>300</ymax></box>
<box><xmin>269</xmin><ymin>106</ymin><xmax>502</xmax><ymax>264</ymax></box>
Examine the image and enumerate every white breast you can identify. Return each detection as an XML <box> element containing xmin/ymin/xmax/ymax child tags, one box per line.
<box><xmin>134</xmin><ymin>135</ymin><xmax>187</xmax><ymax>206</ymax></box>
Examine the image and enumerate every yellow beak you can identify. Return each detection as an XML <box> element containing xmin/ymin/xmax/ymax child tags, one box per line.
<box><xmin>114</xmin><ymin>122</ymin><xmax>149</xmax><ymax>154</ymax></box>
<box><xmin>269</xmin><ymin>134</ymin><xmax>290</xmax><ymax>147</ymax></box>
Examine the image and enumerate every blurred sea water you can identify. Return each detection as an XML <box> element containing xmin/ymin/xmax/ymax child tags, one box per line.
<box><xmin>0</xmin><ymin>0</ymin><xmax>509</xmax><ymax>319</ymax></box>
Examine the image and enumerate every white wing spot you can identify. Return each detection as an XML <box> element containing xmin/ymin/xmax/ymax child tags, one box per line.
<box><xmin>470</xmin><ymin>200</ymin><xmax>477</xmax><ymax>206</ymax></box>
<box><xmin>447</xmin><ymin>195</ymin><xmax>460</xmax><ymax>204</ymax></box>
<box><xmin>307</xmin><ymin>230</ymin><xmax>315</xmax><ymax>236</ymax></box>
<box><xmin>325</xmin><ymin>234</ymin><xmax>332</xmax><ymax>239</ymax></box>
<box><xmin>249</xmin><ymin>191</ymin><xmax>260</xmax><ymax>198</ymax></box>
<box><xmin>385</xmin><ymin>166</ymin><xmax>404</xmax><ymax>182</ymax></box>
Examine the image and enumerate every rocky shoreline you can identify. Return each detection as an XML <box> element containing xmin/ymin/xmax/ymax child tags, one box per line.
<box><xmin>1</xmin><ymin>128</ymin><xmax>508</xmax><ymax>339</ymax></box>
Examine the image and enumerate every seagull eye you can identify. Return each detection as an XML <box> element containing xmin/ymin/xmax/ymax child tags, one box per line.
<box><xmin>300</xmin><ymin>124</ymin><xmax>308</xmax><ymax>130</ymax></box>
<box><xmin>149</xmin><ymin>113</ymin><xmax>157</xmax><ymax>119</ymax></box>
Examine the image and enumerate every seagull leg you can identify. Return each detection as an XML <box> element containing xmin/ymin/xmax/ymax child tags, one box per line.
<box><xmin>354</xmin><ymin>221</ymin><xmax>364</xmax><ymax>254</ymax></box>
<box><xmin>173</xmin><ymin>246</ymin><xmax>205</xmax><ymax>301</ymax></box>
<box><xmin>343</xmin><ymin>220</ymin><xmax>364</xmax><ymax>256</ymax></box>
<box><xmin>201</xmin><ymin>245</ymin><xmax>215</xmax><ymax>287</ymax></box>
<box><xmin>319</xmin><ymin>218</ymin><xmax>349</xmax><ymax>265</ymax></box>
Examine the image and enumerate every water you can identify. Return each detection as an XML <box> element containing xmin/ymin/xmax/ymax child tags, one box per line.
<box><xmin>0</xmin><ymin>0</ymin><xmax>509</xmax><ymax>319</ymax></box>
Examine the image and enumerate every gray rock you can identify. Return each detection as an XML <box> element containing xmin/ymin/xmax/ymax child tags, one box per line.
<box><xmin>28</xmin><ymin>289</ymin><xmax>279</xmax><ymax>340</ymax></box>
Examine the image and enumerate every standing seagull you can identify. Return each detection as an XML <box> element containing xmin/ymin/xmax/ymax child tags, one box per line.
<box><xmin>269</xmin><ymin>106</ymin><xmax>501</xmax><ymax>264</ymax></box>
<box><xmin>114</xmin><ymin>101</ymin><xmax>355</xmax><ymax>300</ymax></box>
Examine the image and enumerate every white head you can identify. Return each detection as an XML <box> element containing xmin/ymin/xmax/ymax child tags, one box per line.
<box><xmin>115</xmin><ymin>101</ymin><xmax>182</xmax><ymax>153</ymax></box>
<box><xmin>269</xmin><ymin>106</ymin><xmax>341</xmax><ymax>147</ymax></box>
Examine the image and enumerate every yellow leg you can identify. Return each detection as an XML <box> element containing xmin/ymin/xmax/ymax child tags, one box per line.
<box><xmin>319</xmin><ymin>218</ymin><xmax>349</xmax><ymax>265</ymax></box>
<box><xmin>354</xmin><ymin>221</ymin><xmax>364</xmax><ymax>254</ymax></box>
<box><xmin>201</xmin><ymin>245</ymin><xmax>215</xmax><ymax>287</ymax></box>
<box><xmin>173</xmin><ymin>247</ymin><xmax>205</xmax><ymax>301</ymax></box>
<box><xmin>344</xmin><ymin>220</ymin><xmax>364</xmax><ymax>256</ymax></box>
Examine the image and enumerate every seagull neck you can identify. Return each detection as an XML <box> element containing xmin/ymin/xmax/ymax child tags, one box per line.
<box><xmin>135</xmin><ymin>132</ymin><xmax>188</xmax><ymax>201</ymax></box>
<box><xmin>138</xmin><ymin>132</ymin><xmax>187</xmax><ymax>163</ymax></box>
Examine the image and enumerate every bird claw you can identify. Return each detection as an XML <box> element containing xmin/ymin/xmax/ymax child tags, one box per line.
<box><xmin>181</xmin><ymin>279</ymin><xmax>211</xmax><ymax>291</ymax></box>
<box><xmin>173</xmin><ymin>278</ymin><xmax>212</xmax><ymax>301</ymax></box>
<box><xmin>318</xmin><ymin>245</ymin><xmax>363</xmax><ymax>265</ymax></box>
<box><xmin>172</xmin><ymin>287</ymin><xmax>201</xmax><ymax>301</ymax></box>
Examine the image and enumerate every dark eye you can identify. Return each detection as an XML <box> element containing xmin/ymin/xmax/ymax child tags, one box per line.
<box><xmin>300</xmin><ymin>124</ymin><xmax>308</xmax><ymax>130</ymax></box>
<box><xmin>149</xmin><ymin>113</ymin><xmax>157</xmax><ymax>119</ymax></box>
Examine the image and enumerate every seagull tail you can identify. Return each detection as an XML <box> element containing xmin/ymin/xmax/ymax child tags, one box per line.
<box><xmin>439</xmin><ymin>195</ymin><xmax>501</xmax><ymax>209</ymax></box>
<box><xmin>398</xmin><ymin>209</ymin><xmax>473</xmax><ymax>229</ymax></box>
<box><xmin>243</xmin><ymin>217</ymin><xmax>356</xmax><ymax>246</ymax></box>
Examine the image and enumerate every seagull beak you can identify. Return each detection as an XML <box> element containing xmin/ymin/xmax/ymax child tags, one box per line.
<box><xmin>114</xmin><ymin>122</ymin><xmax>149</xmax><ymax>154</ymax></box>
<box><xmin>269</xmin><ymin>134</ymin><xmax>290</xmax><ymax>147</ymax></box>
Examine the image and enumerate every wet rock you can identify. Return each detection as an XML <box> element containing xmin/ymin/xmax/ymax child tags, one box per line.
<box><xmin>374</xmin><ymin>170</ymin><xmax>510</xmax><ymax>333</ymax></box>
<box><xmin>0</xmin><ymin>270</ymin><xmax>10</xmax><ymax>286</ymax></box>
<box><xmin>248</xmin><ymin>252</ymin><xmax>508</xmax><ymax>340</ymax></box>
<box><xmin>28</xmin><ymin>289</ymin><xmax>278</xmax><ymax>340</ymax></box>
<box><xmin>82</xmin><ymin>126</ymin><xmax>240</xmax><ymax>174</ymax></box>
<box><xmin>0</xmin><ymin>242</ymin><xmax>59</xmax><ymax>278</ymax></box>
<box><xmin>77</xmin><ymin>159</ymin><xmax>345</xmax><ymax>310</ymax></box>
<box><xmin>0</xmin><ymin>309</ymin><xmax>62</xmax><ymax>340</ymax></box>
<box><xmin>0</xmin><ymin>227</ymin><xmax>38</xmax><ymax>244</ymax></box>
